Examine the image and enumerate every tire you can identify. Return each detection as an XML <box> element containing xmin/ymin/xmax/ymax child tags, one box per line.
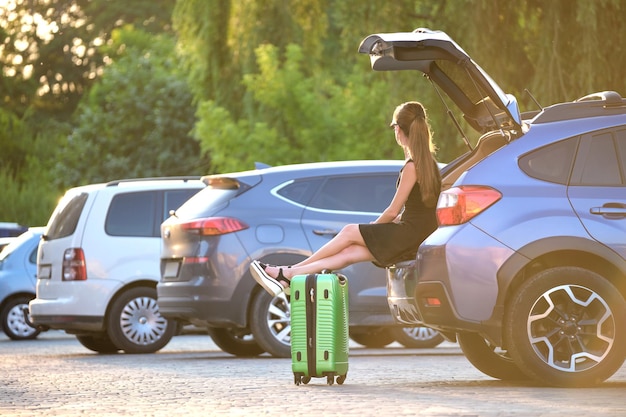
<box><xmin>209</xmin><ymin>327</ymin><xmax>265</xmax><ymax>357</ymax></box>
<box><xmin>1</xmin><ymin>296</ymin><xmax>41</xmax><ymax>340</ymax></box>
<box><xmin>504</xmin><ymin>266</ymin><xmax>626</xmax><ymax>387</ymax></box>
<box><xmin>249</xmin><ymin>290</ymin><xmax>291</xmax><ymax>358</ymax></box>
<box><xmin>457</xmin><ymin>332</ymin><xmax>528</xmax><ymax>381</ymax></box>
<box><xmin>76</xmin><ymin>333</ymin><xmax>120</xmax><ymax>354</ymax></box>
<box><xmin>106</xmin><ymin>287</ymin><xmax>176</xmax><ymax>354</ymax></box>
<box><xmin>391</xmin><ymin>326</ymin><xmax>445</xmax><ymax>349</ymax></box>
<box><xmin>350</xmin><ymin>327</ymin><xmax>395</xmax><ymax>348</ymax></box>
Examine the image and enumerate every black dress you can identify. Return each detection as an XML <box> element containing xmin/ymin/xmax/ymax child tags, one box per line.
<box><xmin>359</xmin><ymin>161</ymin><xmax>438</xmax><ymax>266</ymax></box>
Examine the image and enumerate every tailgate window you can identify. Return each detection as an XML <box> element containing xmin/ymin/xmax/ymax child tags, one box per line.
<box><xmin>46</xmin><ymin>192</ymin><xmax>89</xmax><ymax>240</ymax></box>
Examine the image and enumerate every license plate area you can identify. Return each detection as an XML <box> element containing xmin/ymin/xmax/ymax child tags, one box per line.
<box><xmin>38</xmin><ymin>264</ymin><xmax>52</xmax><ymax>279</ymax></box>
<box><xmin>163</xmin><ymin>261</ymin><xmax>181</xmax><ymax>279</ymax></box>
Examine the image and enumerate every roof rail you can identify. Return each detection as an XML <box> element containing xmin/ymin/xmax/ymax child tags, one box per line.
<box><xmin>105</xmin><ymin>176</ymin><xmax>202</xmax><ymax>187</ymax></box>
<box><xmin>532</xmin><ymin>91</ymin><xmax>626</xmax><ymax>125</ymax></box>
<box><xmin>575</xmin><ymin>91</ymin><xmax>623</xmax><ymax>106</ymax></box>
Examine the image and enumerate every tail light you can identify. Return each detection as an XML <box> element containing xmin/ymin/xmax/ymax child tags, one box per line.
<box><xmin>62</xmin><ymin>248</ymin><xmax>87</xmax><ymax>281</ymax></box>
<box><xmin>180</xmin><ymin>217</ymin><xmax>249</xmax><ymax>236</ymax></box>
<box><xmin>436</xmin><ymin>186</ymin><xmax>501</xmax><ymax>225</ymax></box>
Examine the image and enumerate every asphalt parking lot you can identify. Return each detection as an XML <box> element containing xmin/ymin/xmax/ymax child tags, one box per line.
<box><xmin>1</xmin><ymin>331</ymin><xmax>625</xmax><ymax>417</ymax></box>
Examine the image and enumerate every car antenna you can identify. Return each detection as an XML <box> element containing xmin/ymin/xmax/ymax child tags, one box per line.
<box><xmin>426</xmin><ymin>75</ymin><xmax>474</xmax><ymax>151</ymax></box>
<box><xmin>524</xmin><ymin>89</ymin><xmax>543</xmax><ymax>111</ymax></box>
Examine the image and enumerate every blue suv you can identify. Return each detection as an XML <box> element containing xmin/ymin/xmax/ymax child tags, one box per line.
<box><xmin>360</xmin><ymin>28</ymin><xmax>626</xmax><ymax>387</ymax></box>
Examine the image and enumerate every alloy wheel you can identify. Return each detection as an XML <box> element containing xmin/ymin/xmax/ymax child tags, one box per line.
<box><xmin>526</xmin><ymin>284</ymin><xmax>615</xmax><ymax>372</ymax></box>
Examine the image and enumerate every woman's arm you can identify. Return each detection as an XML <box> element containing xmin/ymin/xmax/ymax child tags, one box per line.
<box><xmin>372</xmin><ymin>161</ymin><xmax>417</xmax><ymax>224</ymax></box>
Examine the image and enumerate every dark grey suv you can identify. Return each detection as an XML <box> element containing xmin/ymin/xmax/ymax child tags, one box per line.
<box><xmin>360</xmin><ymin>28</ymin><xmax>626</xmax><ymax>387</ymax></box>
<box><xmin>158</xmin><ymin>160</ymin><xmax>443</xmax><ymax>357</ymax></box>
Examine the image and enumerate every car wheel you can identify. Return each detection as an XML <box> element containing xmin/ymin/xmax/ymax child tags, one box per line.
<box><xmin>390</xmin><ymin>326</ymin><xmax>444</xmax><ymax>348</ymax></box>
<box><xmin>350</xmin><ymin>327</ymin><xmax>395</xmax><ymax>348</ymax></box>
<box><xmin>76</xmin><ymin>333</ymin><xmax>120</xmax><ymax>354</ymax></box>
<box><xmin>106</xmin><ymin>287</ymin><xmax>176</xmax><ymax>354</ymax></box>
<box><xmin>250</xmin><ymin>290</ymin><xmax>291</xmax><ymax>358</ymax></box>
<box><xmin>208</xmin><ymin>327</ymin><xmax>265</xmax><ymax>357</ymax></box>
<box><xmin>1</xmin><ymin>296</ymin><xmax>41</xmax><ymax>340</ymax></box>
<box><xmin>457</xmin><ymin>332</ymin><xmax>529</xmax><ymax>381</ymax></box>
<box><xmin>504</xmin><ymin>266</ymin><xmax>626</xmax><ymax>387</ymax></box>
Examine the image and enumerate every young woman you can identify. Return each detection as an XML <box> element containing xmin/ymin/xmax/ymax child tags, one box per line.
<box><xmin>250</xmin><ymin>101</ymin><xmax>441</xmax><ymax>296</ymax></box>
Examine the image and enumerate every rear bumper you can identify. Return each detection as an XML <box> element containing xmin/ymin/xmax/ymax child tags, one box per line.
<box><xmin>29</xmin><ymin>314</ymin><xmax>104</xmax><ymax>332</ymax></box>
<box><xmin>157</xmin><ymin>279</ymin><xmax>245</xmax><ymax>328</ymax></box>
<box><xmin>30</xmin><ymin>278</ymin><xmax>120</xmax><ymax>331</ymax></box>
<box><xmin>384</xmin><ymin>259</ymin><xmax>481</xmax><ymax>331</ymax></box>
<box><xmin>409</xmin><ymin>224</ymin><xmax>513</xmax><ymax>342</ymax></box>
<box><xmin>387</xmin><ymin>224</ymin><xmax>512</xmax><ymax>339</ymax></box>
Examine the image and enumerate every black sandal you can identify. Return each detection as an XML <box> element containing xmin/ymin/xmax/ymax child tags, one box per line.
<box><xmin>260</xmin><ymin>263</ymin><xmax>291</xmax><ymax>296</ymax></box>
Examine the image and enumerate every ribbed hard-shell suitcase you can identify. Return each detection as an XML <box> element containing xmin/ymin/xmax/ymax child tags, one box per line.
<box><xmin>290</xmin><ymin>272</ymin><xmax>349</xmax><ymax>385</ymax></box>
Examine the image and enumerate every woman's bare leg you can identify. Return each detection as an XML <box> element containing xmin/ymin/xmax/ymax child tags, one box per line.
<box><xmin>264</xmin><ymin>244</ymin><xmax>374</xmax><ymax>281</ymax></box>
<box><xmin>292</xmin><ymin>224</ymin><xmax>365</xmax><ymax>268</ymax></box>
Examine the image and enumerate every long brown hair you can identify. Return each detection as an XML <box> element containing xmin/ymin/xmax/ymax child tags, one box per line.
<box><xmin>393</xmin><ymin>101</ymin><xmax>441</xmax><ymax>207</ymax></box>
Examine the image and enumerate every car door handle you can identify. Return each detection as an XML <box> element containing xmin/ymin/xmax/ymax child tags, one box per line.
<box><xmin>590</xmin><ymin>203</ymin><xmax>626</xmax><ymax>218</ymax></box>
<box><xmin>313</xmin><ymin>229</ymin><xmax>339</xmax><ymax>236</ymax></box>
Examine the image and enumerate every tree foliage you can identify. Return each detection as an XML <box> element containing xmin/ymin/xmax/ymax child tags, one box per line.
<box><xmin>52</xmin><ymin>27</ymin><xmax>208</xmax><ymax>188</ymax></box>
<box><xmin>0</xmin><ymin>0</ymin><xmax>175</xmax><ymax>121</ymax></box>
<box><xmin>177</xmin><ymin>0</ymin><xmax>626</xmax><ymax>172</ymax></box>
<box><xmin>3</xmin><ymin>0</ymin><xmax>626</xmax><ymax>225</ymax></box>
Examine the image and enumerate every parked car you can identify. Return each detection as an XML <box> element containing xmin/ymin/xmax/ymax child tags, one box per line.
<box><xmin>0</xmin><ymin>227</ymin><xmax>44</xmax><ymax>340</ymax></box>
<box><xmin>158</xmin><ymin>160</ymin><xmax>443</xmax><ymax>358</ymax></box>
<box><xmin>0</xmin><ymin>222</ymin><xmax>28</xmax><ymax>238</ymax></box>
<box><xmin>0</xmin><ymin>237</ymin><xmax>16</xmax><ymax>253</ymax></box>
<box><xmin>29</xmin><ymin>178</ymin><xmax>204</xmax><ymax>353</ymax></box>
<box><xmin>360</xmin><ymin>28</ymin><xmax>626</xmax><ymax>387</ymax></box>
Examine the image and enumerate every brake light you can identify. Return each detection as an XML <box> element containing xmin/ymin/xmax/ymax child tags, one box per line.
<box><xmin>436</xmin><ymin>186</ymin><xmax>501</xmax><ymax>225</ymax></box>
<box><xmin>180</xmin><ymin>217</ymin><xmax>249</xmax><ymax>236</ymax></box>
<box><xmin>62</xmin><ymin>248</ymin><xmax>87</xmax><ymax>281</ymax></box>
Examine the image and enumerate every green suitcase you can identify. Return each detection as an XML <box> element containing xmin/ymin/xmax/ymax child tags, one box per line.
<box><xmin>290</xmin><ymin>272</ymin><xmax>349</xmax><ymax>385</ymax></box>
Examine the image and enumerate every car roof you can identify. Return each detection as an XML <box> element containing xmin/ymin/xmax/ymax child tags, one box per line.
<box><xmin>358</xmin><ymin>28</ymin><xmax>522</xmax><ymax>134</ymax></box>
<box><xmin>64</xmin><ymin>177</ymin><xmax>205</xmax><ymax>194</ymax></box>
<box><xmin>202</xmin><ymin>160</ymin><xmax>405</xmax><ymax>185</ymax></box>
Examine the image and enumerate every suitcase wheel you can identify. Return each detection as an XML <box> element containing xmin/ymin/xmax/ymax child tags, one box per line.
<box><xmin>294</xmin><ymin>374</ymin><xmax>311</xmax><ymax>386</ymax></box>
<box><xmin>336</xmin><ymin>375</ymin><xmax>346</xmax><ymax>385</ymax></box>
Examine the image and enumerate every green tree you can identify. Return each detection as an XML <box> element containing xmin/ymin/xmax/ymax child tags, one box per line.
<box><xmin>194</xmin><ymin>44</ymin><xmax>403</xmax><ymax>172</ymax></box>
<box><xmin>52</xmin><ymin>27</ymin><xmax>208</xmax><ymax>188</ymax></box>
<box><xmin>0</xmin><ymin>0</ymin><xmax>175</xmax><ymax>122</ymax></box>
<box><xmin>176</xmin><ymin>0</ymin><xmax>626</xmax><ymax>171</ymax></box>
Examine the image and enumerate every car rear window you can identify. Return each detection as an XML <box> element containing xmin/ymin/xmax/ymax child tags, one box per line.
<box><xmin>45</xmin><ymin>192</ymin><xmax>89</xmax><ymax>240</ymax></box>
<box><xmin>106</xmin><ymin>191</ymin><xmax>158</xmax><ymax>237</ymax></box>
<box><xmin>164</xmin><ymin>189</ymin><xmax>201</xmax><ymax>221</ymax></box>
<box><xmin>276</xmin><ymin>179</ymin><xmax>323</xmax><ymax>205</ymax></box>
<box><xmin>308</xmin><ymin>174</ymin><xmax>397</xmax><ymax>213</ymax></box>
<box><xmin>519</xmin><ymin>137</ymin><xmax>579</xmax><ymax>184</ymax></box>
<box><xmin>106</xmin><ymin>188</ymin><xmax>201</xmax><ymax>237</ymax></box>
<box><xmin>174</xmin><ymin>187</ymin><xmax>240</xmax><ymax>219</ymax></box>
<box><xmin>571</xmin><ymin>130</ymin><xmax>624</xmax><ymax>186</ymax></box>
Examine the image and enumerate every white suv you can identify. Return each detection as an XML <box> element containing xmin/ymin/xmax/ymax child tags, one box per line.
<box><xmin>30</xmin><ymin>178</ymin><xmax>204</xmax><ymax>353</ymax></box>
